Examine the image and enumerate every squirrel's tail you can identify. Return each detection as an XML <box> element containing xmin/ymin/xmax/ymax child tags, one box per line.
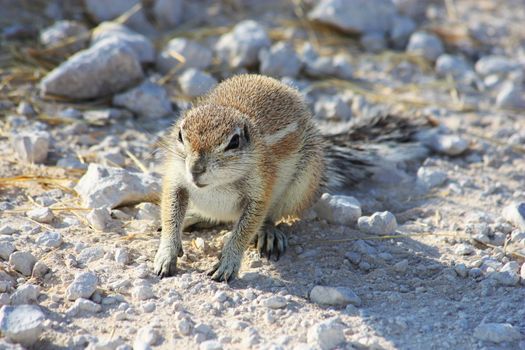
<box><xmin>322</xmin><ymin>114</ymin><xmax>432</xmax><ymax>189</ymax></box>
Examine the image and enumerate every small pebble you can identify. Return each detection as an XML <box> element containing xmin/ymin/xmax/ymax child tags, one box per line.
<box><xmin>310</xmin><ymin>286</ymin><xmax>361</xmax><ymax>306</ymax></box>
<box><xmin>9</xmin><ymin>251</ymin><xmax>37</xmax><ymax>276</ymax></box>
<box><xmin>27</xmin><ymin>207</ymin><xmax>54</xmax><ymax>224</ymax></box>
<box><xmin>66</xmin><ymin>271</ymin><xmax>98</xmax><ymax>301</ymax></box>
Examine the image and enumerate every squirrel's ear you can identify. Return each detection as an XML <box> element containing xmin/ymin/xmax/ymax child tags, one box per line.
<box><xmin>243</xmin><ymin>124</ymin><xmax>250</xmax><ymax>143</ymax></box>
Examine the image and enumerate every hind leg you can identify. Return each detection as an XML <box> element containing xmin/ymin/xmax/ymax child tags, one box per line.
<box><xmin>253</xmin><ymin>221</ymin><xmax>288</xmax><ymax>260</ymax></box>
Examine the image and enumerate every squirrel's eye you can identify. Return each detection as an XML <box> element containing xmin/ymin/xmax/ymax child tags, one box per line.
<box><xmin>178</xmin><ymin>130</ymin><xmax>183</xmax><ymax>144</ymax></box>
<box><xmin>225</xmin><ymin>134</ymin><xmax>239</xmax><ymax>151</ymax></box>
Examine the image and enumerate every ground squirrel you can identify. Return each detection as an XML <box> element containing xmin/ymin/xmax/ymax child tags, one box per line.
<box><xmin>154</xmin><ymin>74</ymin><xmax>427</xmax><ymax>282</ymax></box>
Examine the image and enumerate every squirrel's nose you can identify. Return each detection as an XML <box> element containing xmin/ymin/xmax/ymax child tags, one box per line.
<box><xmin>191</xmin><ymin>164</ymin><xmax>206</xmax><ymax>177</ymax></box>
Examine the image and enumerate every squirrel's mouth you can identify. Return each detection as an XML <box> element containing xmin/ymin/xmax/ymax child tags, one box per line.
<box><xmin>193</xmin><ymin>181</ymin><xmax>208</xmax><ymax>188</ymax></box>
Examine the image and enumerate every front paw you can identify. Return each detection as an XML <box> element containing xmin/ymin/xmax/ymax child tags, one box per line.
<box><xmin>207</xmin><ymin>251</ymin><xmax>241</xmax><ymax>282</ymax></box>
<box><xmin>154</xmin><ymin>241</ymin><xmax>183</xmax><ymax>278</ymax></box>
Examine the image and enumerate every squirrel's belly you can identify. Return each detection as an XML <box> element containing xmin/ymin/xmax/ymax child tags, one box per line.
<box><xmin>188</xmin><ymin>186</ymin><xmax>241</xmax><ymax>222</ymax></box>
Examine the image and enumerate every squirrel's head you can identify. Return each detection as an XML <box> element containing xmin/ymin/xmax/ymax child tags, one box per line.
<box><xmin>170</xmin><ymin>104</ymin><xmax>256</xmax><ymax>188</ymax></box>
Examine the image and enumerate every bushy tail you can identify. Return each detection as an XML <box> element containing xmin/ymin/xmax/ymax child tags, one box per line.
<box><xmin>322</xmin><ymin>114</ymin><xmax>432</xmax><ymax>189</ymax></box>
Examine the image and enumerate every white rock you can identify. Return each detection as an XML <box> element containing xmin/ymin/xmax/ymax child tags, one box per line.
<box><xmin>417</xmin><ymin>167</ymin><xmax>447</xmax><ymax>188</ymax></box>
<box><xmin>520</xmin><ymin>263</ymin><xmax>525</xmax><ymax>281</ymax></box>
<box><xmin>156</xmin><ymin>38</ymin><xmax>213</xmax><ymax>74</ymax></box>
<box><xmin>9</xmin><ymin>251</ymin><xmax>37</xmax><ymax>276</ymax></box>
<box><xmin>98</xmin><ymin>148</ymin><xmax>126</xmax><ymax>167</ymax></box>
<box><xmin>262</xmin><ymin>296</ymin><xmax>287</xmax><ymax>309</ymax></box>
<box><xmin>394</xmin><ymin>259</ymin><xmax>409</xmax><ymax>273</ymax></box>
<box><xmin>74</xmin><ymin>164</ymin><xmax>160</xmax><ymax>209</ymax></box>
<box><xmin>84</xmin><ymin>0</ymin><xmax>155</xmax><ymax>35</ymax></box>
<box><xmin>200</xmin><ymin>340</ymin><xmax>222</xmax><ymax>350</ymax></box>
<box><xmin>134</xmin><ymin>326</ymin><xmax>160</xmax><ymax>348</ymax></box>
<box><xmin>26</xmin><ymin>207</ymin><xmax>54</xmax><ymax>224</ymax></box>
<box><xmin>0</xmin><ymin>225</ymin><xmax>16</xmax><ymax>235</ymax></box>
<box><xmin>473</xmin><ymin>323</ymin><xmax>521</xmax><ymax>343</ymax></box>
<box><xmin>67</xmin><ymin>298</ymin><xmax>102</xmax><ymax>316</ymax></box>
<box><xmin>0</xmin><ymin>242</ymin><xmax>15</xmax><ymax>260</ymax></box>
<box><xmin>435</xmin><ymin>54</ymin><xmax>472</xmax><ymax>78</ymax></box>
<box><xmin>310</xmin><ymin>286</ymin><xmax>361</xmax><ymax>306</ymax></box>
<box><xmin>87</xmin><ymin>207</ymin><xmax>113</xmax><ymax>231</ymax></box>
<box><xmin>0</xmin><ymin>305</ymin><xmax>45</xmax><ymax>346</ymax></box>
<box><xmin>136</xmin><ymin>203</ymin><xmax>160</xmax><ymax>222</ymax></box>
<box><xmin>357</xmin><ymin>211</ymin><xmax>397</xmax><ymax>235</ymax></box>
<box><xmin>390</xmin><ymin>15</ymin><xmax>416</xmax><ymax>49</ymax></box>
<box><xmin>426</xmin><ymin>134</ymin><xmax>469</xmax><ymax>156</ymax></box>
<box><xmin>300</xmin><ymin>44</ymin><xmax>353</xmax><ymax>79</ymax></box>
<box><xmin>114</xmin><ymin>248</ymin><xmax>130</xmax><ymax>265</ymax></box>
<box><xmin>492</xmin><ymin>263</ymin><xmax>520</xmax><ymax>286</ymax></box>
<box><xmin>360</xmin><ymin>32</ymin><xmax>387</xmax><ymax>53</ymax></box>
<box><xmin>35</xmin><ymin>231</ymin><xmax>62</xmax><ymax>249</ymax></box>
<box><xmin>215</xmin><ymin>20</ymin><xmax>271</xmax><ymax>68</ymax></box>
<box><xmin>11</xmin><ymin>131</ymin><xmax>50</xmax><ymax>163</ymax></box>
<box><xmin>502</xmin><ymin>202</ymin><xmax>525</xmax><ymax>231</ymax></box>
<box><xmin>10</xmin><ymin>284</ymin><xmax>39</xmax><ymax>305</ymax></box>
<box><xmin>178</xmin><ymin>69</ymin><xmax>217</xmax><ymax>98</ymax></box>
<box><xmin>177</xmin><ymin>318</ymin><xmax>192</xmax><ymax>335</ymax></box>
<box><xmin>91</xmin><ymin>22</ymin><xmax>155</xmax><ymax>63</ymax></box>
<box><xmin>77</xmin><ymin>246</ymin><xmax>105</xmax><ymax>264</ymax></box>
<box><xmin>455</xmin><ymin>243</ymin><xmax>475</xmax><ymax>256</ymax></box>
<box><xmin>40</xmin><ymin>20</ymin><xmax>89</xmax><ymax>54</ymax></box>
<box><xmin>314</xmin><ymin>95</ymin><xmax>352</xmax><ymax>121</ymax></box>
<box><xmin>32</xmin><ymin>261</ymin><xmax>50</xmax><ymax>279</ymax></box>
<box><xmin>307</xmin><ymin>317</ymin><xmax>346</xmax><ymax>350</ymax></box>
<box><xmin>132</xmin><ymin>285</ymin><xmax>155</xmax><ymax>300</ymax></box>
<box><xmin>16</xmin><ymin>101</ymin><xmax>35</xmax><ymax>116</ymax></box>
<box><xmin>475</xmin><ymin>55</ymin><xmax>521</xmax><ymax>77</ymax></box>
<box><xmin>406</xmin><ymin>31</ymin><xmax>444</xmax><ymax>61</ymax></box>
<box><xmin>40</xmin><ymin>38</ymin><xmax>143</xmax><ymax>99</ymax></box>
<box><xmin>259</xmin><ymin>42</ymin><xmax>302</xmax><ymax>78</ymax></box>
<box><xmin>308</xmin><ymin>0</ymin><xmax>397</xmax><ymax>35</ymax></box>
<box><xmin>496</xmin><ymin>82</ymin><xmax>525</xmax><ymax>110</ymax></box>
<box><xmin>66</xmin><ymin>271</ymin><xmax>98</xmax><ymax>301</ymax></box>
<box><xmin>313</xmin><ymin>193</ymin><xmax>362</xmax><ymax>226</ymax></box>
<box><xmin>113</xmin><ymin>80</ymin><xmax>172</xmax><ymax>118</ymax></box>
<box><xmin>154</xmin><ymin>0</ymin><xmax>183</xmax><ymax>27</ymax></box>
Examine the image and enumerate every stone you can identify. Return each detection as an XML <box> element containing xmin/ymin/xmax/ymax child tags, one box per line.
<box><xmin>10</xmin><ymin>284</ymin><xmax>39</xmax><ymax>305</ymax></box>
<box><xmin>357</xmin><ymin>211</ymin><xmax>397</xmax><ymax>235</ymax></box>
<box><xmin>156</xmin><ymin>38</ymin><xmax>213</xmax><ymax>74</ymax></box>
<box><xmin>521</xmin><ymin>263</ymin><xmax>525</xmax><ymax>281</ymax></box>
<box><xmin>9</xmin><ymin>252</ymin><xmax>37</xmax><ymax>276</ymax></box>
<box><xmin>425</xmin><ymin>134</ymin><xmax>469</xmax><ymax>156</ymax></box>
<box><xmin>77</xmin><ymin>246</ymin><xmax>105</xmax><ymax>264</ymax></box>
<box><xmin>360</xmin><ymin>32</ymin><xmax>387</xmax><ymax>53</ymax></box>
<box><xmin>35</xmin><ymin>231</ymin><xmax>63</xmax><ymax>249</ymax></box>
<box><xmin>475</xmin><ymin>55</ymin><xmax>521</xmax><ymax>77</ymax></box>
<box><xmin>114</xmin><ymin>248</ymin><xmax>130</xmax><ymax>265</ymax></box>
<box><xmin>98</xmin><ymin>148</ymin><xmax>126</xmax><ymax>167</ymax></box>
<box><xmin>132</xmin><ymin>285</ymin><xmax>155</xmax><ymax>300</ymax></box>
<box><xmin>492</xmin><ymin>262</ymin><xmax>520</xmax><ymax>286</ymax></box>
<box><xmin>0</xmin><ymin>225</ymin><xmax>16</xmax><ymax>235</ymax></box>
<box><xmin>314</xmin><ymin>95</ymin><xmax>352</xmax><ymax>121</ymax></box>
<box><xmin>417</xmin><ymin>167</ymin><xmax>447</xmax><ymax>188</ymax></box>
<box><xmin>390</xmin><ymin>15</ymin><xmax>416</xmax><ymax>49</ymax></box>
<box><xmin>313</xmin><ymin>193</ymin><xmax>362</xmax><ymax>226</ymax></box>
<box><xmin>0</xmin><ymin>305</ymin><xmax>45</xmax><ymax>346</ymax></box>
<box><xmin>32</xmin><ymin>262</ymin><xmax>50</xmax><ymax>279</ymax></box>
<box><xmin>136</xmin><ymin>203</ymin><xmax>161</xmax><ymax>222</ymax></box>
<box><xmin>67</xmin><ymin>298</ymin><xmax>102</xmax><ymax>317</ymax></box>
<box><xmin>308</xmin><ymin>0</ymin><xmax>397</xmax><ymax>35</ymax></box>
<box><xmin>0</xmin><ymin>242</ymin><xmax>15</xmax><ymax>260</ymax></box>
<box><xmin>262</xmin><ymin>296</ymin><xmax>287</xmax><ymax>309</ymax></box>
<box><xmin>435</xmin><ymin>54</ymin><xmax>472</xmax><ymax>78</ymax></box>
<box><xmin>215</xmin><ymin>20</ymin><xmax>271</xmax><ymax>68</ymax></box>
<box><xmin>394</xmin><ymin>259</ymin><xmax>409</xmax><ymax>273</ymax></box>
<box><xmin>74</xmin><ymin>164</ymin><xmax>160</xmax><ymax>209</ymax></box>
<box><xmin>473</xmin><ymin>323</ymin><xmax>521</xmax><ymax>343</ymax></box>
<box><xmin>16</xmin><ymin>102</ymin><xmax>35</xmax><ymax>116</ymax></box>
<box><xmin>300</xmin><ymin>44</ymin><xmax>353</xmax><ymax>79</ymax></box>
<box><xmin>87</xmin><ymin>207</ymin><xmax>113</xmax><ymax>231</ymax></box>
<box><xmin>496</xmin><ymin>82</ymin><xmax>525</xmax><ymax>110</ymax></box>
<box><xmin>310</xmin><ymin>286</ymin><xmax>361</xmax><ymax>306</ymax></box>
<box><xmin>26</xmin><ymin>207</ymin><xmax>54</xmax><ymax>224</ymax></box>
<box><xmin>66</xmin><ymin>271</ymin><xmax>98</xmax><ymax>301</ymax></box>
<box><xmin>177</xmin><ymin>318</ymin><xmax>192</xmax><ymax>335</ymax></box>
<box><xmin>134</xmin><ymin>326</ymin><xmax>160</xmax><ymax>348</ymax></box>
<box><xmin>11</xmin><ymin>131</ymin><xmax>50</xmax><ymax>163</ymax></box>
<box><xmin>113</xmin><ymin>80</ymin><xmax>172</xmax><ymax>118</ymax></box>
<box><xmin>40</xmin><ymin>39</ymin><xmax>143</xmax><ymax>99</ymax></box>
<box><xmin>307</xmin><ymin>317</ymin><xmax>346</xmax><ymax>350</ymax></box>
<box><xmin>200</xmin><ymin>340</ymin><xmax>222</xmax><ymax>350</ymax></box>
<box><xmin>84</xmin><ymin>0</ymin><xmax>155</xmax><ymax>35</ymax></box>
<box><xmin>40</xmin><ymin>20</ymin><xmax>89</xmax><ymax>54</ymax></box>
<box><xmin>454</xmin><ymin>243</ymin><xmax>474</xmax><ymax>256</ymax></box>
<box><xmin>154</xmin><ymin>0</ymin><xmax>184</xmax><ymax>27</ymax></box>
<box><xmin>406</xmin><ymin>31</ymin><xmax>444</xmax><ymax>62</ymax></box>
<box><xmin>91</xmin><ymin>22</ymin><xmax>155</xmax><ymax>63</ymax></box>
<box><xmin>178</xmin><ymin>69</ymin><xmax>218</xmax><ymax>98</ymax></box>
<box><xmin>502</xmin><ymin>203</ymin><xmax>525</xmax><ymax>231</ymax></box>
<box><xmin>259</xmin><ymin>42</ymin><xmax>302</xmax><ymax>78</ymax></box>
<box><xmin>454</xmin><ymin>263</ymin><xmax>468</xmax><ymax>278</ymax></box>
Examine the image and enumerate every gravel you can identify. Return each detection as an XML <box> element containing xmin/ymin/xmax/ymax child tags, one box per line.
<box><xmin>313</xmin><ymin>193</ymin><xmax>362</xmax><ymax>226</ymax></box>
<box><xmin>357</xmin><ymin>211</ymin><xmax>398</xmax><ymax>235</ymax></box>
<box><xmin>91</xmin><ymin>22</ymin><xmax>155</xmax><ymax>64</ymax></box>
<box><xmin>74</xmin><ymin>164</ymin><xmax>160</xmax><ymax>209</ymax></box>
<box><xmin>0</xmin><ymin>305</ymin><xmax>46</xmax><ymax>346</ymax></box>
<box><xmin>502</xmin><ymin>202</ymin><xmax>525</xmax><ymax>231</ymax></box>
<box><xmin>178</xmin><ymin>69</ymin><xmax>218</xmax><ymax>98</ymax></box>
<box><xmin>0</xmin><ymin>242</ymin><xmax>15</xmax><ymax>260</ymax></box>
<box><xmin>113</xmin><ymin>80</ymin><xmax>172</xmax><ymax>118</ymax></box>
<box><xmin>259</xmin><ymin>42</ymin><xmax>302</xmax><ymax>78</ymax></box>
<box><xmin>310</xmin><ymin>286</ymin><xmax>362</xmax><ymax>306</ymax></box>
<box><xmin>308</xmin><ymin>0</ymin><xmax>397</xmax><ymax>35</ymax></box>
<box><xmin>67</xmin><ymin>298</ymin><xmax>102</xmax><ymax>317</ymax></box>
<box><xmin>156</xmin><ymin>38</ymin><xmax>213</xmax><ymax>74</ymax></box>
<box><xmin>10</xmin><ymin>284</ymin><xmax>39</xmax><ymax>305</ymax></box>
<box><xmin>35</xmin><ymin>231</ymin><xmax>63</xmax><ymax>249</ymax></box>
<box><xmin>27</xmin><ymin>207</ymin><xmax>54</xmax><ymax>223</ymax></box>
<box><xmin>261</xmin><ymin>296</ymin><xmax>287</xmax><ymax>309</ymax></box>
<box><xmin>406</xmin><ymin>31</ymin><xmax>444</xmax><ymax>61</ymax></box>
<box><xmin>9</xmin><ymin>251</ymin><xmax>37</xmax><ymax>276</ymax></box>
<box><xmin>86</xmin><ymin>207</ymin><xmax>113</xmax><ymax>231</ymax></box>
<box><xmin>66</xmin><ymin>271</ymin><xmax>98</xmax><ymax>301</ymax></box>
<box><xmin>40</xmin><ymin>38</ymin><xmax>143</xmax><ymax>99</ymax></box>
<box><xmin>215</xmin><ymin>20</ymin><xmax>271</xmax><ymax>68</ymax></box>
<box><xmin>473</xmin><ymin>323</ymin><xmax>522</xmax><ymax>343</ymax></box>
<box><xmin>417</xmin><ymin>167</ymin><xmax>447</xmax><ymax>188</ymax></box>
<box><xmin>11</xmin><ymin>131</ymin><xmax>50</xmax><ymax>163</ymax></box>
<box><xmin>307</xmin><ymin>317</ymin><xmax>346</xmax><ymax>350</ymax></box>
